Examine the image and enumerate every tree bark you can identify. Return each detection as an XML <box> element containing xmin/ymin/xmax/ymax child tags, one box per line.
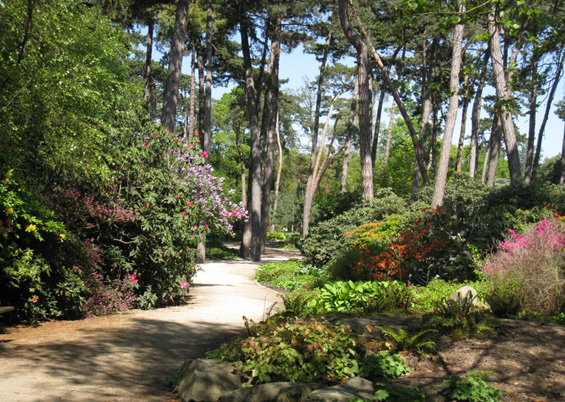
<box><xmin>470</xmin><ymin>50</ymin><xmax>490</xmax><ymax>178</ymax></box>
<box><xmin>487</xmin><ymin>8</ymin><xmax>522</xmax><ymax>183</ymax></box>
<box><xmin>144</xmin><ymin>19</ymin><xmax>155</xmax><ymax>119</ymax></box>
<box><xmin>188</xmin><ymin>43</ymin><xmax>197</xmax><ymax>141</ymax></box>
<box><xmin>560</xmin><ymin>123</ymin><xmax>565</xmax><ymax>185</ymax></box>
<box><xmin>260</xmin><ymin>22</ymin><xmax>281</xmax><ymax>250</ymax></box>
<box><xmin>161</xmin><ymin>0</ymin><xmax>190</xmax><ymax>134</ymax></box>
<box><xmin>456</xmin><ymin>74</ymin><xmax>470</xmax><ymax>172</ymax></box>
<box><xmin>272</xmin><ymin>112</ymin><xmax>283</xmax><ymax>230</ymax></box>
<box><xmin>341</xmin><ymin>76</ymin><xmax>358</xmax><ymax>192</ymax></box>
<box><xmin>239</xmin><ymin>5</ymin><xmax>262</xmax><ymax>261</ymax></box>
<box><xmin>346</xmin><ymin>1</ymin><xmax>429</xmax><ymax>186</ymax></box>
<box><xmin>532</xmin><ymin>51</ymin><xmax>565</xmax><ymax>181</ymax></box>
<box><xmin>486</xmin><ymin>114</ymin><xmax>503</xmax><ymax>187</ymax></box>
<box><xmin>372</xmin><ymin>89</ymin><xmax>385</xmax><ymax>167</ymax></box>
<box><xmin>431</xmin><ymin>2</ymin><xmax>465</xmax><ymax>208</ymax></box>
<box><xmin>200</xmin><ymin>1</ymin><xmax>213</xmax><ymax>156</ymax></box>
<box><xmin>338</xmin><ymin>0</ymin><xmax>373</xmax><ymax>200</ymax></box>
<box><xmin>383</xmin><ymin>100</ymin><xmax>396</xmax><ymax>167</ymax></box>
<box><xmin>524</xmin><ymin>57</ymin><xmax>539</xmax><ymax>183</ymax></box>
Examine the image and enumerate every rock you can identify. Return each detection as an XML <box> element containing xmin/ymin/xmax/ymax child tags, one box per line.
<box><xmin>218</xmin><ymin>382</ymin><xmax>321</xmax><ymax>402</ymax></box>
<box><xmin>305</xmin><ymin>377</ymin><xmax>375</xmax><ymax>401</ymax></box>
<box><xmin>175</xmin><ymin>358</ymin><xmax>243</xmax><ymax>402</ymax></box>
<box><xmin>449</xmin><ymin>286</ymin><xmax>478</xmax><ymax>303</ymax></box>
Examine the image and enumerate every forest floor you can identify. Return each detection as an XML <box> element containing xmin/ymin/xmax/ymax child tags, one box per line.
<box><xmin>0</xmin><ymin>245</ymin><xmax>563</xmax><ymax>402</ymax></box>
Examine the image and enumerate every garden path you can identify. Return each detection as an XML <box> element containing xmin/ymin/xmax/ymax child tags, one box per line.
<box><xmin>0</xmin><ymin>245</ymin><xmax>299</xmax><ymax>402</ymax></box>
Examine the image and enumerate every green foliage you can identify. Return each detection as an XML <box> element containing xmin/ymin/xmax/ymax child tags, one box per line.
<box><xmin>278</xmin><ymin>288</ymin><xmax>320</xmax><ymax>318</ymax></box>
<box><xmin>359</xmin><ymin>351</ymin><xmax>411</xmax><ymax>380</ymax></box>
<box><xmin>255</xmin><ymin>260</ymin><xmax>326</xmax><ymax>291</ymax></box>
<box><xmin>266</xmin><ymin>232</ymin><xmax>286</xmax><ymax>241</ymax></box>
<box><xmin>440</xmin><ymin>373</ymin><xmax>500</xmax><ymax>402</ymax></box>
<box><xmin>300</xmin><ymin>189</ymin><xmax>407</xmax><ymax>268</ymax></box>
<box><xmin>376</xmin><ymin>326</ymin><xmax>437</xmax><ymax>356</ymax></box>
<box><xmin>214</xmin><ymin>318</ymin><xmax>360</xmax><ymax>385</ymax></box>
<box><xmin>484</xmin><ymin>282</ymin><xmax>523</xmax><ymax>318</ymax></box>
<box><xmin>309</xmin><ymin>281</ymin><xmax>413</xmax><ymax>314</ymax></box>
<box><xmin>424</xmin><ymin>294</ymin><xmax>494</xmax><ymax>339</ymax></box>
<box><xmin>412</xmin><ymin>280</ymin><xmax>487</xmax><ymax>313</ymax></box>
<box><xmin>372</xmin><ymin>382</ymin><xmax>426</xmax><ymax>402</ymax></box>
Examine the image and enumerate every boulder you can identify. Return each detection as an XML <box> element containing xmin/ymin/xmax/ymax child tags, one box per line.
<box><xmin>305</xmin><ymin>377</ymin><xmax>375</xmax><ymax>401</ymax></box>
<box><xmin>449</xmin><ymin>285</ymin><xmax>478</xmax><ymax>304</ymax></box>
<box><xmin>175</xmin><ymin>358</ymin><xmax>243</xmax><ymax>402</ymax></box>
<box><xmin>218</xmin><ymin>382</ymin><xmax>321</xmax><ymax>402</ymax></box>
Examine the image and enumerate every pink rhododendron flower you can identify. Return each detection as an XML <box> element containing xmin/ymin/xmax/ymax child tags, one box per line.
<box><xmin>202</xmin><ymin>151</ymin><xmax>209</xmax><ymax>158</ymax></box>
<box><xmin>179</xmin><ymin>281</ymin><xmax>188</xmax><ymax>289</ymax></box>
<box><xmin>128</xmin><ymin>274</ymin><xmax>138</xmax><ymax>285</ymax></box>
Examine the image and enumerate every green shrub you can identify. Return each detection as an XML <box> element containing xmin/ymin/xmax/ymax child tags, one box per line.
<box><xmin>440</xmin><ymin>373</ymin><xmax>500</xmax><ymax>402</ymax></box>
<box><xmin>412</xmin><ymin>280</ymin><xmax>488</xmax><ymax>313</ymax></box>
<box><xmin>360</xmin><ymin>350</ymin><xmax>411</xmax><ymax>380</ymax></box>
<box><xmin>299</xmin><ymin>189</ymin><xmax>407</xmax><ymax>268</ymax></box>
<box><xmin>377</xmin><ymin>326</ymin><xmax>437</xmax><ymax>356</ymax></box>
<box><xmin>266</xmin><ymin>232</ymin><xmax>286</xmax><ymax>241</ymax></box>
<box><xmin>484</xmin><ymin>282</ymin><xmax>523</xmax><ymax>318</ymax></box>
<box><xmin>214</xmin><ymin>318</ymin><xmax>360</xmax><ymax>384</ymax></box>
<box><xmin>373</xmin><ymin>382</ymin><xmax>426</xmax><ymax>402</ymax></box>
<box><xmin>309</xmin><ymin>280</ymin><xmax>412</xmax><ymax>314</ymax></box>
<box><xmin>255</xmin><ymin>260</ymin><xmax>326</xmax><ymax>290</ymax></box>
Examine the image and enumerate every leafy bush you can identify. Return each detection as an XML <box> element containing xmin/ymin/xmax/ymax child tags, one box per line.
<box><xmin>412</xmin><ymin>280</ymin><xmax>488</xmax><ymax>313</ymax></box>
<box><xmin>255</xmin><ymin>260</ymin><xmax>326</xmax><ymax>290</ymax></box>
<box><xmin>360</xmin><ymin>350</ymin><xmax>411</xmax><ymax>380</ymax></box>
<box><xmin>440</xmin><ymin>373</ymin><xmax>500</xmax><ymax>402</ymax></box>
<box><xmin>299</xmin><ymin>189</ymin><xmax>407</xmax><ymax>268</ymax></box>
<box><xmin>372</xmin><ymin>382</ymin><xmax>426</xmax><ymax>402</ymax></box>
<box><xmin>309</xmin><ymin>280</ymin><xmax>413</xmax><ymax>314</ymax></box>
<box><xmin>266</xmin><ymin>232</ymin><xmax>286</xmax><ymax>241</ymax></box>
<box><xmin>214</xmin><ymin>318</ymin><xmax>360</xmax><ymax>384</ymax></box>
<box><xmin>482</xmin><ymin>218</ymin><xmax>565</xmax><ymax>315</ymax></box>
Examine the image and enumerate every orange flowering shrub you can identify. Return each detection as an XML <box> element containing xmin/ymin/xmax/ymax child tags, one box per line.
<box><xmin>331</xmin><ymin>209</ymin><xmax>461</xmax><ymax>284</ymax></box>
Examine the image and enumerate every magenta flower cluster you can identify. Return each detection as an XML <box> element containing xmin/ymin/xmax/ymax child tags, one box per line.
<box><xmin>483</xmin><ymin>218</ymin><xmax>565</xmax><ymax>275</ymax></box>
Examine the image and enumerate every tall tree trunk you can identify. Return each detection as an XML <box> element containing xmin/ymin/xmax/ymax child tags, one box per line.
<box><xmin>272</xmin><ymin>112</ymin><xmax>283</xmax><ymax>230</ymax></box>
<box><xmin>431</xmin><ymin>2</ymin><xmax>465</xmax><ymax>208</ymax></box>
<box><xmin>346</xmin><ymin>2</ymin><xmax>429</xmax><ymax>186</ymax></box>
<box><xmin>456</xmin><ymin>74</ymin><xmax>470</xmax><ymax>172</ymax></box>
<box><xmin>487</xmin><ymin>7</ymin><xmax>522</xmax><ymax>183</ymax></box>
<box><xmin>486</xmin><ymin>114</ymin><xmax>503</xmax><ymax>187</ymax></box>
<box><xmin>200</xmin><ymin>1</ymin><xmax>213</xmax><ymax>156</ymax></box>
<box><xmin>197</xmin><ymin>43</ymin><xmax>205</xmax><ymax>135</ymax></box>
<box><xmin>260</xmin><ymin>22</ymin><xmax>281</xmax><ymax>250</ymax></box>
<box><xmin>560</xmin><ymin>123</ymin><xmax>565</xmax><ymax>185</ymax></box>
<box><xmin>188</xmin><ymin>44</ymin><xmax>197</xmax><ymax>141</ymax></box>
<box><xmin>341</xmin><ymin>76</ymin><xmax>358</xmax><ymax>192</ymax></box>
<box><xmin>338</xmin><ymin>0</ymin><xmax>373</xmax><ymax>200</ymax></box>
<box><xmin>524</xmin><ymin>57</ymin><xmax>539</xmax><ymax>183</ymax></box>
<box><xmin>372</xmin><ymin>89</ymin><xmax>385</xmax><ymax>167</ymax></box>
<box><xmin>302</xmin><ymin>33</ymin><xmax>331</xmax><ymax>237</ymax></box>
<box><xmin>144</xmin><ymin>19</ymin><xmax>155</xmax><ymax>119</ymax></box>
<box><xmin>239</xmin><ymin>6</ymin><xmax>262</xmax><ymax>261</ymax></box>
<box><xmin>532</xmin><ymin>51</ymin><xmax>565</xmax><ymax>181</ymax></box>
<box><xmin>383</xmin><ymin>101</ymin><xmax>396</xmax><ymax>167</ymax></box>
<box><xmin>470</xmin><ymin>50</ymin><xmax>490</xmax><ymax>178</ymax></box>
<box><xmin>235</xmin><ymin>110</ymin><xmax>247</xmax><ymax>206</ymax></box>
<box><xmin>162</xmin><ymin>0</ymin><xmax>190</xmax><ymax>134</ymax></box>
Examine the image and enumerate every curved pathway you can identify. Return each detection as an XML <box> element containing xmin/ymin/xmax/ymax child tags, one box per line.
<box><xmin>0</xmin><ymin>247</ymin><xmax>298</xmax><ymax>402</ymax></box>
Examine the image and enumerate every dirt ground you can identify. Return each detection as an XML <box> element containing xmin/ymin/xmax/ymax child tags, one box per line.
<box><xmin>375</xmin><ymin>315</ymin><xmax>565</xmax><ymax>402</ymax></box>
<box><xmin>1</xmin><ymin>245</ymin><xmax>563</xmax><ymax>402</ymax></box>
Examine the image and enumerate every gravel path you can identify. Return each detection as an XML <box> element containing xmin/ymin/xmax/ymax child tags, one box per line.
<box><xmin>0</xmin><ymin>248</ymin><xmax>297</xmax><ymax>402</ymax></box>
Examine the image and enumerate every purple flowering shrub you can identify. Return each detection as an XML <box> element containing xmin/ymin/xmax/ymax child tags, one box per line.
<box><xmin>115</xmin><ymin>123</ymin><xmax>246</xmax><ymax>307</ymax></box>
<box><xmin>482</xmin><ymin>217</ymin><xmax>565</xmax><ymax>315</ymax></box>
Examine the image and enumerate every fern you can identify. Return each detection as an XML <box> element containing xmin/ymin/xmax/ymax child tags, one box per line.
<box><xmin>376</xmin><ymin>325</ymin><xmax>437</xmax><ymax>355</ymax></box>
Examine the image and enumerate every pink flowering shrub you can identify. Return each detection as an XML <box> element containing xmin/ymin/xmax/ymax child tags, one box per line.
<box><xmin>482</xmin><ymin>217</ymin><xmax>565</xmax><ymax>315</ymax></box>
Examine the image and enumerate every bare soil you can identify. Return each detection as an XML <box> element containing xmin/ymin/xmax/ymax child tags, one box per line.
<box><xmin>370</xmin><ymin>315</ymin><xmax>565</xmax><ymax>402</ymax></box>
